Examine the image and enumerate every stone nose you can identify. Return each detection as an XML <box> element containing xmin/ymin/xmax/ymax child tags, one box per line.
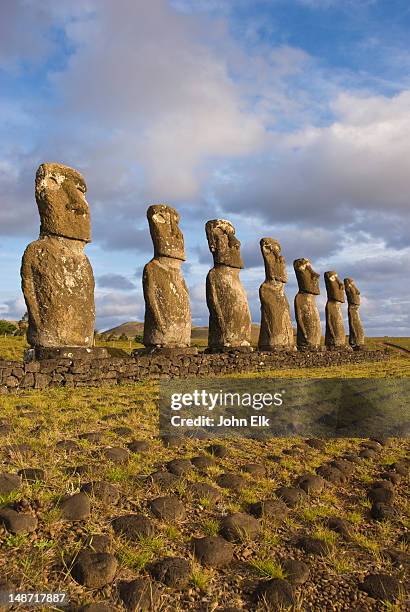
<box><xmin>229</xmin><ymin>235</ymin><xmax>240</xmax><ymax>249</ymax></box>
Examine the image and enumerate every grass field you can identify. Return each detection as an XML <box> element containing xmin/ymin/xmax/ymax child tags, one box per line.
<box><xmin>1</xmin><ymin>334</ymin><xmax>410</xmax><ymax>362</ymax></box>
<box><xmin>0</xmin><ymin>337</ymin><xmax>409</xmax><ymax>610</ymax></box>
<box><xmin>0</xmin><ymin>336</ymin><xmax>145</xmax><ymax>362</ymax></box>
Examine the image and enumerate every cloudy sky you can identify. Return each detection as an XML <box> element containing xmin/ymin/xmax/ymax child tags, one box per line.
<box><xmin>1</xmin><ymin>0</ymin><xmax>409</xmax><ymax>335</ymax></box>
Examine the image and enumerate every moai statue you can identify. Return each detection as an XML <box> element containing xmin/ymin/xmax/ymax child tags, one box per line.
<box><xmin>258</xmin><ymin>238</ymin><xmax>295</xmax><ymax>351</ymax></box>
<box><xmin>344</xmin><ymin>277</ymin><xmax>365</xmax><ymax>349</ymax></box>
<box><xmin>293</xmin><ymin>258</ymin><xmax>322</xmax><ymax>350</ymax></box>
<box><xmin>21</xmin><ymin>163</ymin><xmax>106</xmax><ymax>360</ymax></box>
<box><xmin>142</xmin><ymin>204</ymin><xmax>193</xmax><ymax>352</ymax></box>
<box><xmin>324</xmin><ymin>271</ymin><xmax>347</xmax><ymax>349</ymax></box>
<box><xmin>205</xmin><ymin>219</ymin><xmax>252</xmax><ymax>352</ymax></box>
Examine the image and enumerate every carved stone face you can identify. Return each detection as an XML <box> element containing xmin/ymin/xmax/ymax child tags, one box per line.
<box><xmin>344</xmin><ymin>277</ymin><xmax>361</xmax><ymax>306</ymax></box>
<box><xmin>260</xmin><ymin>238</ymin><xmax>288</xmax><ymax>282</ymax></box>
<box><xmin>35</xmin><ymin>163</ymin><xmax>90</xmax><ymax>242</ymax></box>
<box><xmin>147</xmin><ymin>204</ymin><xmax>185</xmax><ymax>261</ymax></box>
<box><xmin>325</xmin><ymin>271</ymin><xmax>345</xmax><ymax>303</ymax></box>
<box><xmin>205</xmin><ymin>219</ymin><xmax>243</xmax><ymax>268</ymax></box>
<box><xmin>293</xmin><ymin>258</ymin><xmax>320</xmax><ymax>295</ymax></box>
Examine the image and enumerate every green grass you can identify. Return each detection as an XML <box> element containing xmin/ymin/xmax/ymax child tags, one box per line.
<box><xmin>353</xmin><ymin>533</ymin><xmax>381</xmax><ymax>553</ymax></box>
<box><xmin>118</xmin><ymin>534</ymin><xmax>165</xmax><ymax>571</ymax></box>
<box><xmin>200</xmin><ymin>518</ymin><xmax>220</xmax><ymax>536</ymax></box>
<box><xmin>1</xmin><ymin>334</ymin><xmax>410</xmax><ymax>371</ymax></box>
<box><xmin>260</xmin><ymin>528</ymin><xmax>281</xmax><ymax>547</ymax></box>
<box><xmin>344</xmin><ymin>510</ymin><xmax>362</xmax><ymax>524</ymax></box>
<box><xmin>232</xmin><ymin>356</ymin><xmax>410</xmax><ymax>379</ymax></box>
<box><xmin>0</xmin><ymin>491</ymin><xmax>22</xmax><ymax>505</ymax></box>
<box><xmin>117</xmin><ymin>547</ymin><xmax>152</xmax><ymax>571</ymax></box>
<box><xmin>380</xmin><ymin>337</ymin><xmax>410</xmax><ymax>351</ymax></box>
<box><xmin>0</xmin><ymin>334</ymin><xmax>409</xmax><ymax>610</ymax></box>
<box><xmin>0</xmin><ymin>335</ymin><xmax>29</xmax><ymax>360</ymax></box>
<box><xmin>250</xmin><ymin>558</ymin><xmax>286</xmax><ymax>579</ymax></box>
<box><xmin>312</xmin><ymin>525</ymin><xmax>338</xmax><ymax>546</ymax></box>
<box><xmin>96</xmin><ymin>337</ymin><xmax>144</xmax><ymax>353</ymax></box>
<box><xmin>327</xmin><ymin>550</ymin><xmax>357</xmax><ymax>575</ymax></box>
<box><xmin>239</xmin><ymin>488</ymin><xmax>259</xmax><ymax>504</ymax></box>
<box><xmin>299</xmin><ymin>505</ymin><xmax>335</xmax><ymax>522</ymax></box>
<box><xmin>33</xmin><ymin>538</ymin><xmax>55</xmax><ymax>552</ymax></box>
<box><xmin>0</xmin><ymin>334</ymin><xmax>144</xmax><ymax>361</ymax></box>
<box><xmin>4</xmin><ymin>534</ymin><xmax>30</xmax><ymax>548</ymax></box>
<box><xmin>190</xmin><ymin>566</ymin><xmax>213</xmax><ymax>590</ymax></box>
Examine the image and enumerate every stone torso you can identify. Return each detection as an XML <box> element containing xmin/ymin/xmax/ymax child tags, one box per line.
<box><xmin>206</xmin><ymin>266</ymin><xmax>251</xmax><ymax>349</ymax></box>
<box><xmin>325</xmin><ymin>300</ymin><xmax>346</xmax><ymax>348</ymax></box>
<box><xmin>143</xmin><ymin>258</ymin><xmax>191</xmax><ymax>348</ymax></box>
<box><xmin>21</xmin><ymin>235</ymin><xmax>95</xmax><ymax>347</ymax></box>
<box><xmin>294</xmin><ymin>292</ymin><xmax>321</xmax><ymax>349</ymax></box>
<box><xmin>348</xmin><ymin>305</ymin><xmax>365</xmax><ymax>348</ymax></box>
<box><xmin>259</xmin><ymin>281</ymin><xmax>294</xmax><ymax>349</ymax></box>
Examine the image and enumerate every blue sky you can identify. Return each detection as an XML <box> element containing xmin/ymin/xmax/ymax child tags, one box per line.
<box><xmin>1</xmin><ymin>0</ymin><xmax>409</xmax><ymax>334</ymax></box>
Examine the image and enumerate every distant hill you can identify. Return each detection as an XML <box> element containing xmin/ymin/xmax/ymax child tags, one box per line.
<box><xmin>101</xmin><ymin>321</ymin><xmax>144</xmax><ymax>338</ymax></box>
<box><xmin>102</xmin><ymin>321</ymin><xmax>262</xmax><ymax>345</ymax></box>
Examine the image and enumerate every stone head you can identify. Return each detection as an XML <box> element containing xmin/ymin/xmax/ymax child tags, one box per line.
<box><xmin>260</xmin><ymin>238</ymin><xmax>288</xmax><ymax>282</ymax></box>
<box><xmin>293</xmin><ymin>258</ymin><xmax>320</xmax><ymax>295</ymax></box>
<box><xmin>35</xmin><ymin>163</ymin><xmax>90</xmax><ymax>242</ymax></box>
<box><xmin>325</xmin><ymin>271</ymin><xmax>345</xmax><ymax>303</ymax></box>
<box><xmin>147</xmin><ymin>204</ymin><xmax>185</xmax><ymax>261</ymax></box>
<box><xmin>344</xmin><ymin>277</ymin><xmax>361</xmax><ymax>306</ymax></box>
<box><xmin>205</xmin><ymin>219</ymin><xmax>243</xmax><ymax>268</ymax></box>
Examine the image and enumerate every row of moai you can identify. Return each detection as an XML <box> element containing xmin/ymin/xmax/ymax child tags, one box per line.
<box><xmin>20</xmin><ymin>163</ymin><xmax>364</xmax><ymax>360</ymax></box>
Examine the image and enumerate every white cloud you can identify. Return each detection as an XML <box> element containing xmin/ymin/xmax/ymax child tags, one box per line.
<box><xmin>0</xmin><ymin>1</ymin><xmax>93</xmax><ymax>72</ymax></box>
<box><xmin>97</xmin><ymin>274</ymin><xmax>136</xmax><ymax>291</ymax></box>
<box><xmin>49</xmin><ymin>0</ymin><xmax>265</xmax><ymax>201</ymax></box>
<box><xmin>0</xmin><ymin>1</ymin><xmax>52</xmax><ymax>71</ymax></box>
<box><xmin>188</xmin><ymin>282</ymin><xmax>208</xmax><ymax>325</ymax></box>
<box><xmin>0</xmin><ymin>296</ymin><xmax>26</xmax><ymax>320</ymax></box>
<box><xmin>282</xmin><ymin>89</ymin><xmax>410</xmax><ymax>215</ymax></box>
<box><xmin>216</xmin><ymin>88</ymin><xmax>410</xmax><ymax>234</ymax></box>
<box><xmin>95</xmin><ymin>291</ymin><xmax>144</xmax><ymax>329</ymax></box>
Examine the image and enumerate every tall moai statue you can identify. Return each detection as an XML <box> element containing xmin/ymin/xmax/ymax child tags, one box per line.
<box><xmin>205</xmin><ymin>219</ymin><xmax>252</xmax><ymax>352</ymax></box>
<box><xmin>293</xmin><ymin>258</ymin><xmax>322</xmax><ymax>350</ymax></box>
<box><xmin>21</xmin><ymin>163</ymin><xmax>106</xmax><ymax>360</ymax></box>
<box><xmin>324</xmin><ymin>271</ymin><xmax>347</xmax><ymax>349</ymax></box>
<box><xmin>258</xmin><ymin>238</ymin><xmax>294</xmax><ymax>351</ymax></box>
<box><xmin>142</xmin><ymin>204</ymin><xmax>193</xmax><ymax>352</ymax></box>
<box><xmin>344</xmin><ymin>277</ymin><xmax>365</xmax><ymax>349</ymax></box>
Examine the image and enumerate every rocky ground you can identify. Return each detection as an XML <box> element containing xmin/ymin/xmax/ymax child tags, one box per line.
<box><xmin>0</xmin><ymin>370</ymin><xmax>409</xmax><ymax>611</ymax></box>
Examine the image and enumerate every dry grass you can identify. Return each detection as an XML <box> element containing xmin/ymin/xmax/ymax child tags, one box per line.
<box><xmin>0</xmin><ymin>337</ymin><xmax>409</xmax><ymax>610</ymax></box>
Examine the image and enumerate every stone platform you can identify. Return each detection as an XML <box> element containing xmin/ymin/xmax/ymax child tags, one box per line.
<box><xmin>0</xmin><ymin>347</ymin><xmax>392</xmax><ymax>394</ymax></box>
<box><xmin>24</xmin><ymin>347</ymin><xmax>109</xmax><ymax>362</ymax></box>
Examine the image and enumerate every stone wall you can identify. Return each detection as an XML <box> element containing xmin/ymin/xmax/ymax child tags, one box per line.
<box><xmin>0</xmin><ymin>348</ymin><xmax>391</xmax><ymax>394</ymax></box>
